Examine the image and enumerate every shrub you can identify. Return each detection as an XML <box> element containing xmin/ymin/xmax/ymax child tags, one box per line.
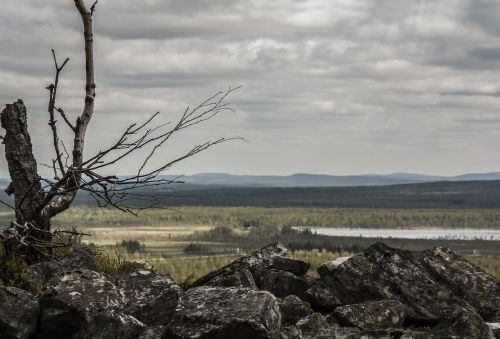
<box><xmin>0</xmin><ymin>242</ymin><xmax>40</xmax><ymax>293</ymax></box>
<box><xmin>183</xmin><ymin>242</ymin><xmax>211</xmax><ymax>254</ymax></box>
<box><xmin>117</xmin><ymin>239</ymin><xmax>145</xmax><ymax>254</ymax></box>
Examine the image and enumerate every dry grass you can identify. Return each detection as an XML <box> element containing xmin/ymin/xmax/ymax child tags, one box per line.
<box><xmin>81</xmin><ymin>225</ymin><xmax>214</xmax><ymax>247</ymax></box>
<box><xmin>467</xmin><ymin>255</ymin><xmax>500</xmax><ymax>280</ymax></box>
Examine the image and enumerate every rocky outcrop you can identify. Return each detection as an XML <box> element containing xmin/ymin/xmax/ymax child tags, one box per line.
<box><xmin>0</xmin><ymin>287</ymin><xmax>39</xmax><ymax>339</ymax></box>
<box><xmin>319</xmin><ymin>242</ymin><xmax>500</xmax><ymax>323</ymax></box>
<box><xmin>0</xmin><ymin>241</ymin><xmax>498</xmax><ymax>339</ymax></box>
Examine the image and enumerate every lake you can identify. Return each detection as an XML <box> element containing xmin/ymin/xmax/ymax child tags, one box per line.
<box><xmin>295</xmin><ymin>227</ymin><xmax>500</xmax><ymax>241</ymax></box>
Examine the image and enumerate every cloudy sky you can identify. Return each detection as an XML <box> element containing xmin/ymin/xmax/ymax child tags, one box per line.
<box><xmin>1</xmin><ymin>0</ymin><xmax>500</xmax><ymax>177</ymax></box>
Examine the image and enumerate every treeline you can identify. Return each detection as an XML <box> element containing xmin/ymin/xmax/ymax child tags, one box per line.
<box><xmin>46</xmin><ymin>206</ymin><xmax>500</xmax><ymax>229</ymax></box>
<box><xmin>95</xmin><ymin>180</ymin><xmax>500</xmax><ymax>209</ymax></box>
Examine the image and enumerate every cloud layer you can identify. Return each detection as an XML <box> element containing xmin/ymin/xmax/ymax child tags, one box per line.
<box><xmin>1</xmin><ymin>0</ymin><xmax>500</xmax><ymax>176</ymax></box>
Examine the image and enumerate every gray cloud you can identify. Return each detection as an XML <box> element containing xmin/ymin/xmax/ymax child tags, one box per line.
<box><xmin>1</xmin><ymin>0</ymin><xmax>500</xmax><ymax>177</ymax></box>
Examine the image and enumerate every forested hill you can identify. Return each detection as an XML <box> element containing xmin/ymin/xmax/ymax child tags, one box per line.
<box><xmin>80</xmin><ymin>180</ymin><xmax>500</xmax><ymax>209</ymax></box>
<box><xmin>1</xmin><ymin>179</ymin><xmax>500</xmax><ymax>209</ymax></box>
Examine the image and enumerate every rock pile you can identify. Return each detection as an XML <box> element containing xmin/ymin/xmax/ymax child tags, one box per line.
<box><xmin>1</xmin><ymin>242</ymin><xmax>499</xmax><ymax>338</ymax></box>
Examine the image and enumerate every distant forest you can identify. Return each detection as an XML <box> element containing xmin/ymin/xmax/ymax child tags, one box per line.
<box><xmin>49</xmin><ymin>180</ymin><xmax>500</xmax><ymax>209</ymax></box>
<box><xmin>2</xmin><ymin>179</ymin><xmax>500</xmax><ymax>210</ymax></box>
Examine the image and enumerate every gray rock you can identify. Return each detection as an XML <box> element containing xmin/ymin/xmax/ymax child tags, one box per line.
<box><xmin>420</xmin><ymin>247</ymin><xmax>500</xmax><ymax>321</ymax></box>
<box><xmin>487</xmin><ymin>323</ymin><xmax>500</xmax><ymax>339</ymax></box>
<box><xmin>164</xmin><ymin>286</ymin><xmax>282</xmax><ymax>339</ymax></box>
<box><xmin>271</xmin><ymin>256</ymin><xmax>310</xmax><ymax>275</ymax></box>
<box><xmin>399</xmin><ymin>331</ymin><xmax>437</xmax><ymax>339</ymax></box>
<box><xmin>203</xmin><ymin>267</ymin><xmax>257</xmax><ymax>288</ymax></box>
<box><xmin>139</xmin><ymin>326</ymin><xmax>166</xmax><ymax>339</ymax></box>
<box><xmin>109</xmin><ymin>266</ymin><xmax>181</xmax><ymax>326</ymax></box>
<box><xmin>304</xmin><ymin>280</ymin><xmax>342</xmax><ymax>312</ymax></box>
<box><xmin>279</xmin><ymin>295</ymin><xmax>313</xmax><ymax>325</ymax></box>
<box><xmin>256</xmin><ymin>269</ymin><xmax>315</xmax><ymax>299</ymax></box>
<box><xmin>28</xmin><ymin>246</ymin><xmax>98</xmax><ymax>286</ymax></box>
<box><xmin>191</xmin><ymin>242</ymin><xmax>287</xmax><ymax>288</ymax></box>
<box><xmin>0</xmin><ymin>287</ymin><xmax>39</xmax><ymax>339</ymax></box>
<box><xmin>280</xmin><ymin>326</ymin><xmax>303</xmax><ymax>339</ymax></box>
<box><xmin>82</xmin><ymin>310</ymin><xmax>146</xmax><ymax>339</ymax></box>
<box><xmin>317</xmin><ymin>256</ymin><xmax>350</xmax><ymax>276</ymax></box>
<box><xmin>331</xmin><ymin>300</ymin><xmax>406</xmax><ymax>330</ymax></box>
<box><xmin>320</xmin><ymin>242</ymin><xmax>500</xmax><ymax>321</ymax></box>
<box><xmin>434</xmin><ymin>306</ymin><xmax>495</xmax><ymax>339</ymax></box>
<box><xmin>295</xmin><ymin>313</ymin><xmax>330</xmax><ymax>337</ymax></box>
<box><xmin>38</xmin><ymin>269</ymin><xmax>145</xmax><ymax>338</ymax></box>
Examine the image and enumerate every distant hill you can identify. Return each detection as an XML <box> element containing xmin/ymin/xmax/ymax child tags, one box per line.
<box><xmin>2</xmin><ymin>172</ymin><xmax>500</xmax><ymax>189</ymax></box>
<box><xmin>158</xmin><ymin>172</ymin><xmax>500</xmax><ymax>187</ymax></box>
<box><xmin>2</xmin><ymin>179</ymin><xmax>500</xmax><ymax>209</ymax></box>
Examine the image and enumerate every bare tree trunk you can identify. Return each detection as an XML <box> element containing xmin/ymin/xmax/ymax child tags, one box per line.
<box><xmin>1</xmin><ymin>100</ymin><xmax>50</xmax><ymax>259</ymax></box>
<box><xmin>41</xmin><ymin>0</ymin><xmax>96</xmax><ymax>219</ymax></box>
<box><xmin>1</xmin><ymin>100</ymin><xmax>45</xmax><ymax>225</ymax></box>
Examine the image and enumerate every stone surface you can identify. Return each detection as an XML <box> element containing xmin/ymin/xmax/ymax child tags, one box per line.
<box><xmin>203</xmin><ymin>266</ymin><xmax>257</xmax><ymax>288</ymax></box>
<box><xmin>271</xmin><ymin>256</ymin><xmax>310</xmax><ymax>275</ymax></box>
<box><xmin>0</xmin><ymin>287</ymin><xmax>39</xmax><ymax>339</ymax></box>
<box><xmin>109</xmin><ymin>266</ymin><xmax>181</xmax><ymax>326</ymax></box>
<box><xmin>317</xmin><ymin>256</ymin><xmax>350</xmax><ymax>276</ymax></box>
<box><xmin>434</xmin><ymin>306</ymin><xmax>495</xmax><ymax>339</ymax></box>
<box><xmin>487</xmin><ymin>323</ymin><xmax>500</xmax><ymax>339</ymax></box>
<box><xmin>278</xmin><ymin>295</ymin><xmax>313</xmax><ymax>325</ymax></box>
<box><xmin>332</xmin><ymin>300</ymin><xmax>406</xmax><ymax>330</ymax></box>
<box><xmin>28</xmin><ymin>246</ymin><xmax>98</xmax><ymax>286</ymax></box>
<box><xmin>320</xmin><ymin>242</ymin><xmax>500</xmax><ymax>321</ymax></box>
<box><xmin>303</xmin><ymin>280</ymin><xmax>342</xmax><ymax>312</ymax></box>
<box><xmin>164</xmin><ymin>286</ymin><xmax>282</xmax><ymax>339</ymax></box>
<box><xmin>38</xmin><ymin>269</ymin><xmax>145</xmax><ymax>338</ymax></box>
<box><xmin>295</xmin><ymin>313</ymin><xmax>330</xmax><ymax>337</ymax></box>
<box><xmin>256</xmin><ymin>269</ymin><xmax>315</xmax><ymax>299</ymax></box>
<box><xmin>420</xmin><ymin>247</ymin><xmax>500</xmax><ymax>321</ymax></box>
<box><xmin>191</xmin><ymin>242</ymin><xmax>288</xmax><ymax>288</ymax></box>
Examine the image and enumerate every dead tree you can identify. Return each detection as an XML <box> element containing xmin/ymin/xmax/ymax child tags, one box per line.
<box><xmin>0</xmin><ymin>0</ymin><xmax>239</xmax><ymax>261</ymax></box>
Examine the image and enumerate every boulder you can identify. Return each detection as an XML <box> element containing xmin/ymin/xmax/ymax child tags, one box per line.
<box><xmin>202</xmin><ymin>267</ymin><xmax>257</xmax><ymax>288</ymax></box>
<box><xmin>108</xmin><ymin>266</ymin><xmax>182</xmax><ymax>326</ymax></box>
<box><xmin>319</xmin><ymin>242</ymin><xmax>500</xmax><ymax>321</ymax></box>
<box><xmin>28</xmin><ymin>246</ymin><xmax>98</xmax><ymax>286</ymax></box>
<box><xmin>164</xmin><ymin>286</ymin><xmax>282</xmax><ymax>339</ymax></box>
<box><xmin>191</xmin><ymin>242</ymin><xmax>287</xmax><ymax>288</ymax></box>
<box><xmin>295</xmin><ymin>313</ymin><xmax>330</xmax><ymax>336</ymax></box>
<box><xmin>256</xmin><ymin>269</ymin><xmax>315</xmax><ymax>299</ymax></box>
<box><xmin>303</xmin><ymin>281</ymin><xmax>342</xmax><ymax>312</ymax></box>
<box><xmin>317</xmin><ymin>256</ymin><xmax>350</xmax><ymax>276</ymax></box>
<box><xmin>434</xmin><ymin>306</ymin><xmax>495</xmax><ymax>339</ymax></box>
<box><xmin>331</xmin><ymin>300</ymin><xmax>406</xmax><ymax>330</ymax></box>
<box><xmin>81</xmin><ymin>310</ymin><xmax>147</xmax><ymax>339</ymax></box>
<box><xmin>420</xmin><ymin>247</ymin><xmax>500</xmax><ymax>321</ymax></box>
<box><xmin>38</xmin><ymin>269</ymin><xmax>145</xmax><ymax>338</ymax></box>
<box><xmin>271</xmin><ymin>256</ymin><xmax>310</xmax><ymax>275</ymax></box>
<box><xmin>293</xmin><ymin>313</ymin><xmax>364</xmax><ymax>339</ymax></box>
<box><xmin>278</xmin><ymin>295</ymin><xmax>313</xmax><ymax>325</ymax></box>
<box><xmin>0</xmin><ymin>287</ymin><xmax>39</xmax><ymax>339</ymax></box>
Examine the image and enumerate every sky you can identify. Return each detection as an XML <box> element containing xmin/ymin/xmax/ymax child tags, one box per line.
<box><xmin>1</xmin><ymin>0</ymin><xmax>500</xmax><ymax>177</ymax></box>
